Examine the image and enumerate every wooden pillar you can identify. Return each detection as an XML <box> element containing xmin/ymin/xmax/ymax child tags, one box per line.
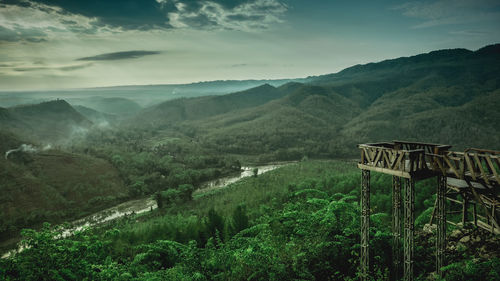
<box><xmin>392</xmin><ymin>176</ymin><xmax>402</xmax><ymax>280</ymax></box>
<box><xmin>473</xmin><ymin>202</ymin><xmax>477</xmax><ymax>227</ymax></box>
<box><xmin>492</xmin><ymin>206</ymin><xmax>496</xmax><ymax>233</ymax></box>
<box><xmin>462</xmin><ymin>195</ymin><xmax>468</xmax><ymax>226</ymax></box>
<box><xmin>436</xmin><ymin>175</ymin><xmax>446</xmax><ymax>277</ymax></box>
<box><xmin>361</xmin><ymin>169</ymin><xmax>370</xmax><ymax>280</ymax></box>
<box><xmin>404</xmin><ymin>178</ymin><xmax>415</xmax><ymax>281</ymax></box>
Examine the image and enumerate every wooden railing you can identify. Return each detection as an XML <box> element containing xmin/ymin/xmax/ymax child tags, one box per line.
<box><xmin>358</xmin><ymin>141</ymin><xmax>500</xmax><ymax>186</ymax></box>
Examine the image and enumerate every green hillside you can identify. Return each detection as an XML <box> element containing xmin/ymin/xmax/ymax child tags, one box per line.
<box><xmin>131</xmin><ymin>84</ymin><xmax>288</xmax><ymax>127</ymax></box>
<box><xmin>1</xmin><ymin>44</ymin><xmax>499</xmax><ymax>281</ymax></box>
<box><xmin>0</xmin><ymin>131</ymin><xmax>128</xmax><ymax>248</ymax></box>
<box><xmin>128</xmin><ymin>44</ymin><xmax>500</xmax><ymax>159</ymax></box>
<box><xmin>1</xmin><ymin>100</ymin><xmax>93</xmax><ymax>144</ymax></box>
<box><xmin>69</xmin><ymin>97</ymin><xmax>142</xmax><ymax>116</ymax></box>
<box><xmin>73</xmin><ymin>105</ymin><xmax>118</xmax><ymax>126</ymax></box>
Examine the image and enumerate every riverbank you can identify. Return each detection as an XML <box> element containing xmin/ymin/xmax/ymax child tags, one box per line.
<box><xmin>1</xmin><ymin>162</ymin><xmax>294</xmax><ymax>258</ymax></box>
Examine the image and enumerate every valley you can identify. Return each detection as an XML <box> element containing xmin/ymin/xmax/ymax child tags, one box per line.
<box><xmin>1</xmin><ymin>44</ymin><xmax>499</xmax><ymax>280</ymax></box>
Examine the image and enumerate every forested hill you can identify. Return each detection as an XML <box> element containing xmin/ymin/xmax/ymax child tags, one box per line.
<box><xmin>0</xmin><ymin>100</ymin><xmax>93</xmax><ymax>143</ymax></box>
<box><xmin>129</xmin><ymin>44</ymin><xmax>500</xmax><ymax>159</ymax></box>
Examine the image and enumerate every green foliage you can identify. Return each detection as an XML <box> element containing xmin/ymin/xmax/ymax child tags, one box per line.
<box><xmin>155</xmin><ymin>184</ymin><xmax>195</xmax><ymax>209</ymax></box>
<box><xmin>252</xmin><ymin>168</ymin><xmax>258</xmax><ymax>177</ymax></box>
<box><xmin>230</xmin><ymin>205</ymin><xmax>249</xmax><ymax>236</ymax></box>
<box><xmin>1</xmin><ymin>160</ymin><xmax>497</xmax><ymax>281</ymax></box>
<box><xmin>204</xmin><ymin>208</ymin><xmax>225</xmax><ymax>242</ymax></box>
<box><xmin>441</xmin><ymin>257</ymin><xmax>500</xmax><ymax>281</ymax></box>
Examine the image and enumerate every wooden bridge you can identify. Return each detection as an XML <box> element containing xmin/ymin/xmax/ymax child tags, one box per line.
<box><xmin>358</xmin><ymin>141</ymin><xmax>500</xmax><ymax>281</ymax></box>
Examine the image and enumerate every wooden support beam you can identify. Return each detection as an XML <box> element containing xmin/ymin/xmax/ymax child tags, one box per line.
<box><xmin>361</xmin><ymin>170</ymin><xmax>370</xmax><ymax>281</ymax></box>
<box><xmin>392</xmin><ymin>176</ymin><xmax>402</xmax><ymax>281</ymax></box>
<box><xmin>465</xmin><ymin>179</ymin><xmax>500</xmax><ymax>232</ymax></box>
<box><xmin>358</xmin><ymin>141</ymin><xmax>499</xmax><ymax>280</ymax></box>
<box><xmin>485</xmin><ymin>156</ymin><xmax>500</xmax><ymax>184</ymax></box>
<box><xmin>473</xmin><ymin>154</ymin><xmax>490</xmax><ymax>185</ymax></box>
<box><xmin>463</xmin><ymin>197</ymin><xmax>468</xmax><ymax>225</ymax></box>
<box><xmin>404</xmin><ymin>178</ymin><xmax>415</xmax><ymax>281</ymax></box>
<box><xmin>358</xmin><ymin>164</ymin><xmax>411</xmax><ymax>179</ymax></box>
<box><xmin>436</xmin><ymin>175</ymin><xmax>446</xmax><ymax>278</ymax></box>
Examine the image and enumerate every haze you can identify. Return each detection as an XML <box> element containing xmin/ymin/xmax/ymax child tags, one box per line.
<box><xmin>1</xmin><ymin>0</ymin><xmax>499</xmax><ymax>90</ymax></box>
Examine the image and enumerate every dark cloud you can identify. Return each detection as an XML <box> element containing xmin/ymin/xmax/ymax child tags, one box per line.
<box><xmin>3</xmin><ymin>0</ymin><xmax>287</xmax><ymax>31</ymax></box>
<box><xmin>76</xmin><ymin>50</ymin><xmax>161</xmax><ymax>61</ymax></box>
<box><xmin>59</xmin><ymin>63</ymin><xmax>94</xmax><ymax>71</ymax></box>
<box><xmin>168</xmin><ymin>0</ymin><xmax>287</xmax><ymax>30</ymax></box>
<box><xmin>231</xmin><ymin>63</ymin><xmax>248</xmax><ymax>67</ymax></box>
<box><xmin>13</xmin><ymin>62</ymin><xmax>93</xmax><ymax>72</ymax></box>
<box><xmin>24</xmin><ymin>0</ymin><xmax>170</xmax><ymax>30</ymax></box>
<box><xmin>226</xmin><ymin>14</ymin><xmax>265</xmax><ymax>22</ymax></box>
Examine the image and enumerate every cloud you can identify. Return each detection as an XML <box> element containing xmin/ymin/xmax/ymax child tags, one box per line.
<box><xmin>0</xmin><ymin>25</ymin><xmax>47</xmax><ymax>43</ymax></box>
<box><xmin>393</xmin><ymin>0</ymin><xmax>500</xmax><ymax>28</ymax></box>
<box><xmin>168</xmin><ymin>0</ymin><xmax>287</xmax><ymax>31</ymax></box>
<box><xmin>0</xmin><ymin>1</ymin><xmax>101</xmax><ymax>42</ymax></box>
<box><xmin>2</xmin><ymin>0</ymin><xmax>288</xmax><ymax>36</ymax></box>
<box><xmin>449</xmin><ymin>30</ymin><xmax>489</xmax><ymax>36</ymax></box>
<box><xmin>12</xmin><ymin>62</ymin><xmax>93</xmax><ymax>72</ymax></box>
<box><xmin>76</xmin><ymin>51</ymin><xmax>161</xmax><ymax>61</ymax></box>
<box><xmin>3</xmin><ymin>0</ymin><xmax>169</xmax><ymax>30</ymax></box>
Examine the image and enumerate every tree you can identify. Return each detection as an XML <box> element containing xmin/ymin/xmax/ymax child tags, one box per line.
<box><xmin>253</xmin><ymin>168</ymin><xmax>259</xmax><ymax>177</ymax></box>
<box><xmin>230</xmin><ymin>205</ymin><xmax>249</xmax><ymax>235</ymax></box>
<box><xmin>205</xmin><ymin>208</ymin><xmax>225</xmax><ymax>241</ymax></box>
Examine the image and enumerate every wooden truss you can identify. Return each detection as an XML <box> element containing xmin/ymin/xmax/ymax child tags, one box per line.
<box><xmin>358</xmin><ymin>141</ymin><xmax>500</xmax><ymax>281</ymax></box>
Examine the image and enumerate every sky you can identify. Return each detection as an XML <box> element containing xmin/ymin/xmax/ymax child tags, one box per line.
<box><xmin>0</xmin><ymin>0</ymin><xmax>499</xmax><ymax>90</ymax></box>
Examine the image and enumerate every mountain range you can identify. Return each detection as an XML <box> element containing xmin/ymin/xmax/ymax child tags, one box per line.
<box><xmin>0</xmin><ymin>43</ymin><xmax>499</xmax><ymax>250</ymax></box>
<box><xmin>128</xmin><ymin>44</ymin><xmax>500</xmax><ymax>157</ymax></box>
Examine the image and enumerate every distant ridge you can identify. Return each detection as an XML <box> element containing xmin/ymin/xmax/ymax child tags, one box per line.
<box><xmin>129</xmin><ymin>43</ymin><xmax>500</xmax><ymax>157</ymax></box>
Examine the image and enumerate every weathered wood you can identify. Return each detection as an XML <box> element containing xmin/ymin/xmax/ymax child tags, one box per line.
<box><xmin>437</xmin><ymin>175</ymin><xmax>446</xmax><ymax>277</ymax></box>
<box><xmin>443</xmin><ymin>156</ymin><xmax>460</xmax><ymax>178</ymax></box>
<box><xmin>473</xmin><ymin>154</ymin><xmax>489</xmax><ymax>185</ymax></box>
<box><xmin>485</xmin><ymin>156</ymin><xmax>500</xmax><ymax>183</ymax></box>
<box><xmin>358</xmin><ymin>163</ymin><xmax>411</xmax><ymax>178</ymax></box>
<box><xmin>466</xmin><ymin>179</ymin><xmax>500</xmax><ymax>231</ymax></box>
<box><xmin>358</xmin><ymin>141</ymin><xmax>500</xmax><ymax>280</ymax></box>
<box><xmin>392</xmin><ymin>176</ymin><xmax>402</xmax><ymax>281</ymax></box>
<box><xmin>360</xmin><ymin>170</ymin><xmax>370</xmax><ymax>281</ymax></box>
<box><xmin>465</xmin><ymin>154</ymin><xmax>477</xmax><ymax>181</ymax></box>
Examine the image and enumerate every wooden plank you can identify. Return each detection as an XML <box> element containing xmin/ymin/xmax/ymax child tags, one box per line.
<box><xmin>373</xmin><ymin>149</ymin><xmax>383</xmax><ymax>166</ymax></box>
<box><xmin>435</xmin><ymin>157</ymin><xmax>445</xmax><ymax>174</ymax></box>
<box><xmin>485</xmin><ymin>156</ymin><xmax>500</xmax><ymax>184</ymax></box>
<box><xmin>357</xmin><ymin>163</ymin><xmax>411</xmax><ymax>178</ymax></box>
<box><xmin>383</xmin><ymin>150</ymin><xmax>391</xmax><ymax>169</ymax></box>
<box><xmin>474</xmin><ymin>154</ymin><xmax>490</xmax><ymax>185</ymax></box>
<box><xmin>443</xmin><ymin>156</ymin><xmax>460</xmax><ymax>178</ymax></box>
<box><xmin>465</xmin><ymin>154</ymin><xmax>477</xmax><ymax>181</ymax></box>
<box><xmin>445</xmin><ymin>197</ymin><xmax>463</xmax><ymax>204</ymax></box>
<box><xmin>477</xmin><ymin>220</ymin><xmax>500</xmax><ymax>235</ymax></box>
<box><xmin>389</xmin><ymin>150</ymin><xmax>397</xmax><ymax>165</ymax></box>
<box><xmin>393</xmin><ymin>151</ymin><xmax>405</xmax><ymax>170</ymax></box>
<box><xmin>363</xmin><ymin>148</ymin><xmax>372</xmax><ymax>163</ymax></box>
<box><xmin>429</xmin><ymin>197</ymin><xmax>438</xmax><ymax>225</ymax></box>
<box><xmin>466</xmin><ymin>179</ymin><xmax>500</xmax><ymax>231</ymax></box>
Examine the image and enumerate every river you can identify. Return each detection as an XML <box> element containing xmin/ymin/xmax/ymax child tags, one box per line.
<box><xmin>2</xmin><ymin>162</ymin><xmax>292</xmax><ymax>258</ymax></box>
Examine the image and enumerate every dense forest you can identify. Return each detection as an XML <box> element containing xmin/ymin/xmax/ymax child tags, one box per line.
<box><xmin>1</xmin><ymin>161</ymin><xmax>499</xmax><ymax>280</ymax></box>
<box><xmin>1</xmin><ymin>44</ymin><xmax>500</xmax><ymax>280</ymax></box>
